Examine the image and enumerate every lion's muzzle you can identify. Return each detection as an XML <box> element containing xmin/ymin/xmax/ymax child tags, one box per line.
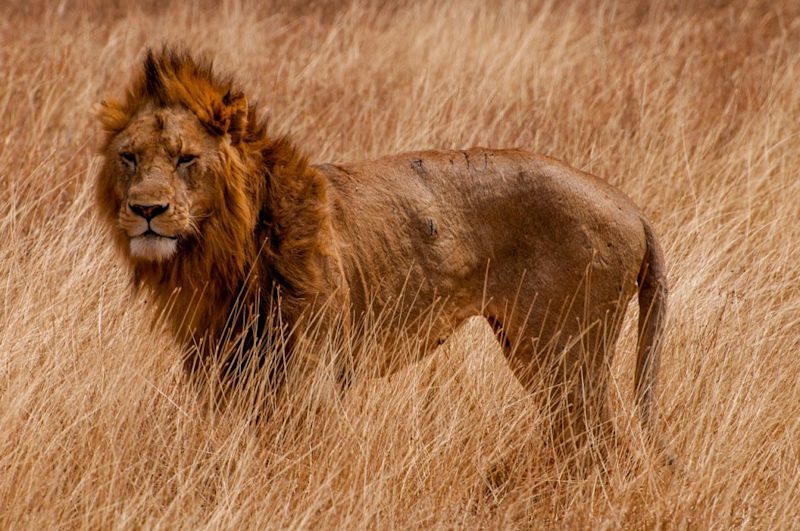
<box><xmin>123</xmin><ymin>201</ymin><xmax>180</xmax><ymax>262</ymax></box>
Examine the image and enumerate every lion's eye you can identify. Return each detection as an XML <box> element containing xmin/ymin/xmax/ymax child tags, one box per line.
<box><xmin>177</xmin><ymin>154</ymin><xmax>197</xmax><ymax>168</ymax></box>
<box><xmin>120</xmin><ymin>152</ymin><xmax>136</xmax><ymax>168</ymax></box>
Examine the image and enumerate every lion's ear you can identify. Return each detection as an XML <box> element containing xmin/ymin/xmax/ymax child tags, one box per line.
<box><xmin>220</xmin><ymin>89</ymin><xmax>248</xmax><ymax>144</ymax></box>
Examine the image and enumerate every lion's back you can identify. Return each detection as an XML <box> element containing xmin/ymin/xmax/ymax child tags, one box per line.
<box><xmin>317</xmin><ymin>146</ymin><xmax>646</xmax><ymax>257</ymax></box>
<box><xmin>316</xmin><ymin>148</ymin><xmax>648</xmax><ymax>319</ymax></box>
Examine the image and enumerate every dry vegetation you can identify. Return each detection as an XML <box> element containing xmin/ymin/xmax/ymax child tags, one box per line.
<box><xmin>1</xmin><ymin>0</ymin><xmax>800</xmax><ymax>527</ymax></box>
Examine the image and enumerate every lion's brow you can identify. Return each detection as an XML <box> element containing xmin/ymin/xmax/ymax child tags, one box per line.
<box><xmin>157</xmin><ymin>126</ymin><xmax>183</xmax><ymax>156</ymax></box>
<box><xmin>156</xmin><ymin>136</ymin><xmax>182</xmax><ymax>158</ymax></box>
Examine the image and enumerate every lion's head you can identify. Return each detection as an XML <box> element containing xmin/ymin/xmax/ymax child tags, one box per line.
<box><xmin>96</xmin><ymin>48</ymin><xmax>259</xmax><ymax>266</ymax></box>
<box><xmin>100</xmin><ymin>105</ymin><xmax>218</xmax><ymax>261</ymax></box>
<box><xmin>96</xmin><ymin>48</ymin><xmax>327</xmax><ymax>344</ymax></box>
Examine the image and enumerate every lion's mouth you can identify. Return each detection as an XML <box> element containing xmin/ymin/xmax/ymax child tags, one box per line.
<box><xmin>138</xmin><ymin>228</ymin><xmax>178</xmax><ymax>240</ymax></box>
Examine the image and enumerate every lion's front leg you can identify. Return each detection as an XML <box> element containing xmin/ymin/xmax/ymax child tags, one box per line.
<box><xmin>276</xmin><ymin>295</ymin><xmax>354</xmax><ymax>414</ymax></box>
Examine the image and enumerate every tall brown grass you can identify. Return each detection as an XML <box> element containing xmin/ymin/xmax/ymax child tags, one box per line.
<box><xmin>1</xmin><ymin>0</ymin><xmax>799</xmax><ymax>527</ymax></box>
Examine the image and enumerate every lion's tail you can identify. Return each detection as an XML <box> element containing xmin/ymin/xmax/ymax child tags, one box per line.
<box><xmin>635</xmin><ymin>218</ymin><xmax>668</xmax><ymax>429</ymax></box>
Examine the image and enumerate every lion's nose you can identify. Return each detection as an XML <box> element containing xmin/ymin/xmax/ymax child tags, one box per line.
<box><xmin>129</xmin><ymin>203</ymin><xmax>169</xmax><ymax>221</ymax></box>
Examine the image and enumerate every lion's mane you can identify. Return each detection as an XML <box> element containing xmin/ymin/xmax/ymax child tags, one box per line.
<box><xmin>97</xmin><ymin>48</ymin><xmax>336</xmax><ymax>353</ymax></box>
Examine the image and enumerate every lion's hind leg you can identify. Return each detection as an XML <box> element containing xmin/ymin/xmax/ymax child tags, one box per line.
<box><xmin>483</xmin><ymin>309</ymin><xmax>617</xmax><ymax>466</ymax></box>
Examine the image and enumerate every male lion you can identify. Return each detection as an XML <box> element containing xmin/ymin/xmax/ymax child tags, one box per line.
<box><xmin>96</xmin><ymin>48</ymin><xmax>667</xmax><ymax>441</ymax></box>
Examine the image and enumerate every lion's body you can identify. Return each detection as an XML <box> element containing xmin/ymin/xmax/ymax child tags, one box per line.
<box><xmin>322</xmin><ymin>147</ymin><xmax>646</xmax><ymax>361</ymax></box>
<box><xmin>318</xmin><ymin>148</ymin><xmax>666</xmax><ymax>432</ymax></box>
<box><xmin>96</xmin><ymin>48</ymin><xmax>667</xmax><ymax>440</ymax></box>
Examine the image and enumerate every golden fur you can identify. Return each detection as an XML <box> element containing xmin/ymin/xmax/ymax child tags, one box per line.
<box><xmin>96</xmin><ymin>47</ymin><xmax>667</xmax><ymax>438</ymax></box>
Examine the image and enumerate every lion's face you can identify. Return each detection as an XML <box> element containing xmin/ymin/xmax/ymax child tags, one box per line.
<box><xmin>100</xmin><ymin>105</ymin><xmax>223</xmax><ymax>262</ymax></box>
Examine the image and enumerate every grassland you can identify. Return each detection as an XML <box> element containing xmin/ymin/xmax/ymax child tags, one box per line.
<box><xmin>1</xmin><ymin>0</ymin><xmax>799</xmax><ymax>527</ymax></box>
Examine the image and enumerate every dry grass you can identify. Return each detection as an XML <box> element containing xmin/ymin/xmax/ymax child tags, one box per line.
<box><xmin>2</xmin><ymin>0</ymin><xmax>800</xmax><ymax>527</ymax></box>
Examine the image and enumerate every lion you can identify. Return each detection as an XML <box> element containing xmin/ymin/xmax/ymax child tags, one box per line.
<box><xmin>96</xmin><ymin>47</ymin><xmax>667</xmax><ymax>442</ymax></box>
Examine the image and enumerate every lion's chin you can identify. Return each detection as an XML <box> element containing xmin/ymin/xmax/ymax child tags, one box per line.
<box><xmin>129</xmin><ymin>234</ymin><xmax>178</xmax><ymax>262</ymax></box>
